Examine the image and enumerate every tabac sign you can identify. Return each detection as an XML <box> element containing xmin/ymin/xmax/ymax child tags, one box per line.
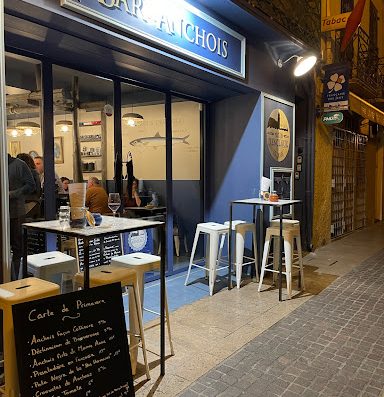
<box><xmin>321</xmin><ymin>12</ymin><xmax>351</xmax><ymax>32</ymax></box>
<box><xmin>61</xmin><ymin>0</ymin><xmax>246</xmax><ymax>78</ymax></box>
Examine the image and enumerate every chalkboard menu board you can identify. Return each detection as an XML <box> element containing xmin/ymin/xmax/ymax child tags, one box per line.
<box><xmin>77</xmin><ymin>234</ymin><xmax>122</xmax><ymax>271</ymax></box>
<box><xmin>26</xmin><ymin>230</ymin><xmax>46</xmax><ymax>255</ymax></box>
<box><xmin>12</xmin><ymin>283</ymin><xmax>134</xmax><ymax>397</ymax></box>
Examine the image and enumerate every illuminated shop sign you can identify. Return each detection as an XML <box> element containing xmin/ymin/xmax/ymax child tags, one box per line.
<box><xmin>61</xmin><ymin>0</ymin><xmax>246</xmax><ymax>78</ymax></box>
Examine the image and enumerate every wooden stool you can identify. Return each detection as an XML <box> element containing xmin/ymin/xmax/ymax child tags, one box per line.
<box><xmin>0</xmin><ymin>278</ymin><xmax>60</xmax><ymax>397</ymax></box>
<box><xmin>111</xmin><ymin>252</ymin><xmax>174</xmax><ymax>359</ymax></box>
<box><xmin>73</xmin><ymin>265</ymin><xmax>150</xmax><ymax>380</ymax></box>
<box><xmin>258</xmin><ymin>225</ymin><xmax>304</xmax><ymax>299</ymax></box>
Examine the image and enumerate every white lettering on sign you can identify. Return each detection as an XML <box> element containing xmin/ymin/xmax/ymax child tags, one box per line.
<box><xmin>97</xmin><ymin>0</ymin><xmax>229</xmax><ymax>58</ymax></box>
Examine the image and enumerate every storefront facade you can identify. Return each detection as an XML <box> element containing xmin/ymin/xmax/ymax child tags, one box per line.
<box><xmin>1</xmin><ymin>0</ymin><xmax>315</xmax><ymax>280</ymax></box>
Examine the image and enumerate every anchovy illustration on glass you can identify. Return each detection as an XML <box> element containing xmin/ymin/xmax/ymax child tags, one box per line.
<box><xmin>130</xmin><ymin>132</ymin><xmax>190</xmax><ymax>148</ymax></box>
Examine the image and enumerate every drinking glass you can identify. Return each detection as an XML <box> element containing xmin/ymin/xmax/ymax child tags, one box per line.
<box><xmin>58</xmin><ymin>206</ymin><xmax>70</xmax><ymax>229</ymax></box>
<box><xmin>108</xmin><ymin>193</ymin><xmax>121</xmax><ymax>222</ymax></box>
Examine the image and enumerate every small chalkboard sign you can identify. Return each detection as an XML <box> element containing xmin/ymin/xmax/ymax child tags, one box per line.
<box><xmin>12</xmin><ymin>283</ymin><xmax>134</xmax><ymax>397</ymax></box>
<box><xmin>26</xmin><ymin>230</ymin><xmax>46</xmax><ymax>255</ymax></box>
<box><xmin>77</xmin><ymin>234</ymin><xmax>122</xmax><ymax>271</ymax></box>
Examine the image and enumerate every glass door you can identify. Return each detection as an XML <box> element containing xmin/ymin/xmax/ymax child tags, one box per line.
<box><xmin>171</xmin><ymin>96</ymin><xmax>204</xmax><ymax>273</ymax></box>
<box><xmin>121</xmin><ymin>83</ymin><xmax>167</xmax><ymax>275</ymax></box>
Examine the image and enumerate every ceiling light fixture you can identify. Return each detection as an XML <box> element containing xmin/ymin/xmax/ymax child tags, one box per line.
<box><xmin>277</xmin><ymin>54</ymin><xmax>317</xmax><ymax>77</ymax></box>
<box><xmin>122</xmin><ymin>112</ymin><xmax>144</xmax><ymax>127</ymax></box>
<box><xmin>6</xmin><ymin>119</ymin><xmax>21</xmax><ymax>138</ymax></box>
<box><xmin>122</xmin><ymin>101</ymin><xmax>144</xmax><ymax>127</ymax></box>
<box><xmin>56</xmin><ymin>119</ymin><xmax>73</xmax><ymax>133</ymax></box>
<box><xmin>16</xmin><ymin>121</ymin><xmax>40</xmax><ymax>136</ymax></box>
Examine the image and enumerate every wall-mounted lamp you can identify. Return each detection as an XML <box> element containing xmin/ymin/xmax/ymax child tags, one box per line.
<box><xmin>277</xmin><ymin>54</ymin><xmax>317</xmax><ymax>77</ymax></box>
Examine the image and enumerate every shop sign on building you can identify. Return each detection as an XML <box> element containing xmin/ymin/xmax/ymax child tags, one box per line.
<box><xmin>323</xmin><ymin>64</ymin><xmax>350</xmax><ymax>111</ymax></box>
<box><xmin>350</xmin><ymin>92</ymin><xmax>384</xmax><ymax>127</ymax></box>
<box><xmin>61</xmin><ymin>0</ymin><xmax>246</xmax><ymax>78</ymax></box>
<box><xmin>321</xmin><ymin>111</ymin><xmax>344</xmax><ymax>125</ymax></box>
<box><xmin>321</xmin><ymin>12</ymin><xmax>351</xmax><ymax>32</ymax></box>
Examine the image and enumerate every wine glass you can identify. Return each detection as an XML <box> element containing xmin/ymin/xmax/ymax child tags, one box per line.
<box><xmin>108</xmin><ymin>193</ymin><xmax>121</xmax><ymax>222</ymax></box>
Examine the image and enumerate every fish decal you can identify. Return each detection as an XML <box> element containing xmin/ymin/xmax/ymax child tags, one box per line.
<box><xmin>130</xmin><ymin>132</ymin><xmax>190</xmax><ymax>147</ymax></box>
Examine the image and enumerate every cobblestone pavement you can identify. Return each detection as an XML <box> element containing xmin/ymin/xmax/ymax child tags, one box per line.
<box><xmin>178</xmin><ymin>249</ymin><xmax>384</xmax><ymax>397</ymax></box>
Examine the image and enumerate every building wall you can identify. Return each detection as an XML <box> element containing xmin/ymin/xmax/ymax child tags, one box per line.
<box><xmin>312</xmin><ymin>119</ymin><xmax>333</xmax><ymax>247</ymax></box>
<box><xmin>207</xmin><ymin>93</ymin><xmax>262</xmax><ymax>225</ymax></box>
<box><xmin>313</xmin><ymin>0</ymin><xmax>384</xmax><ymax>248</ymax></box>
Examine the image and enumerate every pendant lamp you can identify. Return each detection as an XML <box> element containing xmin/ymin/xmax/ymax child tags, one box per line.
<box><xmin>56</xmin><ymin>119</ymin><xmax>73</xmax><ymax>133</ymax></box>
<box><xmin>16</xmin><ymin>121</ymin><xmax>40</xmax><ymax>136</ymax></box>
<box><xmin>6</xmin><ymin>120</ymin><xmax>21</xmax><ymax>138</ymax></box>
<box><xmin>122</xmin><ymin>103</ymin><xmax>144</xmax><ymax>127</ymax></box>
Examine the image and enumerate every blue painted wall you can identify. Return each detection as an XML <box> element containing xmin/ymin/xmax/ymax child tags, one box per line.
<box><xmin>207</xmin><ymin>92</ymin><xmax>262</xmax><ymax>225</ymax></box>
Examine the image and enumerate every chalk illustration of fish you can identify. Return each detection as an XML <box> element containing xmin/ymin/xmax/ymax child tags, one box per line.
<box><xmin>130</xmin><ymin>132</ymin><xmax>190</xmax><ymax>147</ymax></box>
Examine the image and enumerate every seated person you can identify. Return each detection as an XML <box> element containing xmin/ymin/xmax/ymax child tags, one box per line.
<box><xmin>123</xmin><ymin>177</ymin><xmax>141</xmax><ymax>208</ymax></box>
<box><xmin>85</xmin><ymin>177</ymin><xmax>109</xmax><ymax>214</ymax></box>
<box><xmin>61</xmin><ymin>176</ymin><xmax>70</xmax><ymax>193</ymax></box>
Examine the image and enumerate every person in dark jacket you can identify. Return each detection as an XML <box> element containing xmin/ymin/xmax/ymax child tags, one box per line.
<box><xmin>17</xmin><ymin>153</ymin><xmax>42</xmax><ymax>218</ymax></box>
<box><xmin>8</xmin><ymin>154</ymin><xmax>35</xmax><ymax>280</ymax></box>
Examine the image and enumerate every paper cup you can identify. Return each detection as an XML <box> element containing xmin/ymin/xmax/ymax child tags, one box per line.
<box><xmin>261</xmin><ymin>177</ymin><xmax>271</xmax><ymax>192</ymax></box>
<box><xmin>68</xmin><ymin>183</ymin><xmax>86</xmax><ymax>208</ymax></box>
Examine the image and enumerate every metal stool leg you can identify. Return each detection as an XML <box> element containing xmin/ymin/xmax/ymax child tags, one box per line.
<box><xmin>164</xmin><ymin>288</ymin><xmax>175</xmax><ymax>356</ymax></box>
<box><xmin>258</xmin><ymin>237</ymin><xmax>271</xmax><ymax>292</ymax></box>
<box><xmin>185</xmin><ymin>228</ymin><xmax>200</xmax><ymax>286</ymax></box>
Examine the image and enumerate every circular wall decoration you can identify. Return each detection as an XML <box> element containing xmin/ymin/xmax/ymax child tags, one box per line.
<box><xmin>128</xmin><ymin>230</ymin><xmax>148</xmax><ymax>252</ymax></box>
<box><xmin>266</xmin><ymin>109</ymin><xmax>290</xmax><ymax>162</ymax></box>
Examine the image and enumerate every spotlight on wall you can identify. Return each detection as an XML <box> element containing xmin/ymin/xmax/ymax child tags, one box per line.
<box><xmin>277</xmin><ymin>54</ymin><xmax>317</xmax><ymax>77</ymax></box>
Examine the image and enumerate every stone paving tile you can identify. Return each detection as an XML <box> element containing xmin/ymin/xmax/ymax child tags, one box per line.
<box><xmin>177</xmin><ymin>249</ymin><xmax>384</xmax><ymax>397</ymax></box>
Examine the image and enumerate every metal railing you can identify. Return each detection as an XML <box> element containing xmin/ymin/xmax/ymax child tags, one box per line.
<box><xmin>332</xmin><ymin>26</ymin><xmax>380</xmax><ymax>98</ymax></box>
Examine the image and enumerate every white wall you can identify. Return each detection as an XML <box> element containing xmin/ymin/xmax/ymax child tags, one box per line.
<box><xmin>7</xmin><ymin>101</ymin><xmax>201</xmax><ymax>181</ymax></box>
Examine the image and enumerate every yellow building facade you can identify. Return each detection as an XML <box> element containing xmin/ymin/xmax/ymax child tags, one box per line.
<box><xmin>313</xmin><ymin>0</ymin><xmax>384</xmax><ymax>247</ymax></box>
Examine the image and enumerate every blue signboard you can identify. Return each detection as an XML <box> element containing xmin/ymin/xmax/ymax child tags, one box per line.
<box><xmin>61</xmin><ymin>0</ymin><xmax>246</xmax><ymax>78</ymax></box>
<box><xmin>323</xmin><ymin>63</ymin><xmax>350</xmax><ymax>111</ymax></box>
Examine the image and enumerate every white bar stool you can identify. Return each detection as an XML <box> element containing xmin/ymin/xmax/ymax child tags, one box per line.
<box><xmin>74</xmin><ymin>265</ymin><xmax>150</xmax><ymax>380</ymax></box>
<box><xmin>27</xmin><ymin>251</ymin><xmax>78</xmax><ymax>292</ymax></box>
<box><xmin>218</xmin><ymin>221</ymin><xmax>258</xmax><ymax>289</ymax></box>
<box><xmin>258</xmin><ymin>223</ymin><xmax>304</xmax><ymax>299</ymax></box>
<box><xmin>111</xmin><ymin>252</ymin><xmax>174</xmax><ymax>359</ymax></box>
<box><xmin>185</xmin><ymin>222</ymin><xmax>229</xmax><ymax>296</ymax></box>
<box><xmin>270</xmin><ymin>219</ymin><xmax>300</xmax><ymax>229</ymax></box>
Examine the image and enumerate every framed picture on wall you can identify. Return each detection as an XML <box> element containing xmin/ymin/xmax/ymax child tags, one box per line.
<box><xmin>54</xmin><ymin>137</ymin><xmax>64</xmax><ymax>164</ymax></box>
<box><xmin>262</xmin><ymin>94</ymin><xmax>295</xmax><ymax>179</ymax></box>
<box><xmin>270</xmin><ymin>167</ymin><xmax>294</xmax><ymax>219</ymax></box>
<box><xmin>9</xmin><ymin>141</ymin><xmax>21</xmax><ymax>157</ymax></box>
